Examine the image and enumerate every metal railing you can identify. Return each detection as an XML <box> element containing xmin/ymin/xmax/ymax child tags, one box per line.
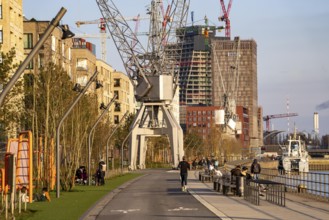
<box><xmin>260</xmin><ymin>168</ymin><xmax>329</xmax><ymax>202</ymax></box>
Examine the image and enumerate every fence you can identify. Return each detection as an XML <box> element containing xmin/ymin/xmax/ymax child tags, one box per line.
<box><xmin>260</xmin><ymin>168</ymin><xmax>329</xmax><ymax>202</ymax></box>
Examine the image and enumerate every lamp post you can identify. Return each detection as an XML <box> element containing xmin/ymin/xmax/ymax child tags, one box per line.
<box><xmin>56</xmin><ymin>70</ymin><xmax>99</xmax><ymax>198</ymax></box>
<box><xmin>87</xmin><ymin>95</ymin><xmax>117</xmax><ymax>186</ymax></box>
<box><xmin>105</xmin><ymin>111</ymin><xmax>129</xmax><ymax>170</ymax></box>
<box><xmin>0</xmin><ymin>7</ymin><xmax>71</xmax><ymax>107</ymax></box>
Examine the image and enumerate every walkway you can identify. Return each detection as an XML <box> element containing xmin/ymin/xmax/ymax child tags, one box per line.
<box><xmin>81</xmin><ymin>169</ymin><xmax>329</xmax><ymax>220</ymax></box>
<box><xmin>188</xmin><ymin>170</ymin><xmax>329</xmax><ymax>220</ymax></box>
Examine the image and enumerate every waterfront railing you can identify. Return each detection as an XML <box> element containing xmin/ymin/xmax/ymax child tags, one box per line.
<box><xmin>260</xmin><ymin>168</ymin><xmax>329</xmax><ymax>202</ymax></box>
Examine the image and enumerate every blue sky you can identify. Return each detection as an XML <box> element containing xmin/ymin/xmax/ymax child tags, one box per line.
<box><xmin>23</xmin><ymin>0</ymin><xmax>329</xmax><ymax>136</ymax></box>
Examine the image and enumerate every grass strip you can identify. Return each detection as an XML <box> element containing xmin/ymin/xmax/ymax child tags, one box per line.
<box><xmin>12</xmin><ymin>173</ymin><xmax>141</xmax><ymax>220</ymax></box>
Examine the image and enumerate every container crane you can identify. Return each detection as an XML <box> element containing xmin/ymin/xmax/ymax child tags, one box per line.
<box><xmin>263</xmin><ymin>113</ymin><xmax>298</xmax><ymax>131</ymax></box>
<box><xmin>95</xmin><ymin>0</ymin><xmax>189</xmax><ymax>170</ymax></box>
<box><xmin>219</xmin><ymin>0</ymin><xmax>233</xmax><ymax>38</ymax></box>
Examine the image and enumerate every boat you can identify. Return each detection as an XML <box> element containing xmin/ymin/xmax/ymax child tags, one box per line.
<box><xmin>282</xmin><ymin>132</ymin><xmax>309</xmax><ymax>173</ymax></box>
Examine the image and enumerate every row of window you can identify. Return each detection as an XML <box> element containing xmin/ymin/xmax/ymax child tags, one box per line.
<box><xmin>187</xmin><ymin>111</ymin><xmax>215</xmax><ymax>116</ymax></box>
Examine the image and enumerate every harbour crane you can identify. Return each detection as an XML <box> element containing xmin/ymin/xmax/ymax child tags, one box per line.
<box><xmin>263</xmin><ymin>113</ymin><xmax>298</xmax><ymax>132</ymax></box>
<box><xmin>95</xmin><ymin>0</ymin><xmax>189</xmax><ymax>170</ymax></box>
<box><xmin>219</xmin><ymin>0</ymin><xmax>233</xmax><ymax>38</ymax></box>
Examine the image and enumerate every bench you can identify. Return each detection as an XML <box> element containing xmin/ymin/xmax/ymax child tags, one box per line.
<box><xmin>199</xmin><ymin>170</ymin><xmax>213</xmax><ymax>182</ymax></box>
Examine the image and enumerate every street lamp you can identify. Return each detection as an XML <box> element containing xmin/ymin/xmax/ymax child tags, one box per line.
<box><xmin>56</xmin><ymin>70</ymin><xmax>99</xmax><ymax>198</ymax></box>
<box><xmin>0</xmin><ymin>7</ymin><xmax>73</xmax><ymax>107</ymax></box>
<box><xmin>87</xmin><ymin>95</ymin><xmax>117</xmax><ymax>185</ymax></box>
<box><xmin>105</xmin><ymin>111</ymin><xmax>129</xmax><ymax>170</ymax></box>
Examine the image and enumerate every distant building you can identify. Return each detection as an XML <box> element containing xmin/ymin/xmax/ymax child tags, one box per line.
<box><xmin>236</xmin><ymin>106</ymin><xmax>250</xmax><ymax>149</ymax></box>
<box><xmin>178</xmin><ymin>25</ymin><xmax>263</xmax><ymax>150</ymax></box>
<box><xmin>96</xmin><ymin>59</ymin><xmax>114</xmax><ymax>119</ymax></box>
<box><xmin>178</xmin><ymin>25</ymin><xmax>215</xmax><ymax>131</ymax></box>
<box><xmin>211</xmin><ymin>38</ymin><xmax>262</xmax><ymax>149</ymax></box>
<box><xmin>186</xmin><ymin>106</ymin><xmax>221</xmax><ymax>140</ymax></box>
<box><xmin>71</xmin><ymin>38</ymin><xmax>97</xmax><ymax>90</ymax></box>
<box><xmin>0</xmin><ymin>0</ymin><xmax>24</xmax><ymax>63</ymax></box>
<box><xmin>0</xmin><ymin>0</ymin><xmax>24</xmax><ymax>137</ymax></box>
<box><xmin>23</xmin><ymin>19</ymin><xmax>73</xmax><ymax>75</ymax></box>
<box><xmin>111</xmin><ymin>71</ymin><xmax>134</xmax><ymax>124</ymax></box>
<box><xmin>322</xmin><ymin>135</ymin><xmax>329</xmax><ymax>148</ymax></box>
<box><xmin>186</xmin><ymin>105</ymin><xmax>250</xmax><ymax>148</ymax></box>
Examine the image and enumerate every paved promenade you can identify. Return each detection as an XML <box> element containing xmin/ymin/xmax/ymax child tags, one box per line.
<box><xmin>82</xmin><ymin>169</ymin><xmax>329</xmax><ymax>220</ymax></box>
<box><xmin>188</xmin><ymin>170</ymin><xmax>329</xmax><ymax>220</ymax></box>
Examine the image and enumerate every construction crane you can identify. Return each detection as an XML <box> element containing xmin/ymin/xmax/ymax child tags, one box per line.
<box><xmin>75</xmin><ymin>16</ymin><xmax>148</xmax><ymax>62</ymax></box>
<box><xmin>263</xmin><ymin>113</ymin><xmax>298</xmax><ymax>132</ymax></box>
<box><xmin>219</xmin><ymin>0</ymin><xmax>233</xmax><ymax>38</ymax></box>
<box><xmin>213</xmin><ymin>36</ymin><xmax>241</xmax><ymax>134</ymax></box>
<box><xmin>96</xmin><ymin>0</ymin><xmax>189</xmax><ymax>170</ymax></box>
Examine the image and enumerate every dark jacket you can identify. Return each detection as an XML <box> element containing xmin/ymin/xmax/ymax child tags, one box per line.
<box><xmin>231</xmin><ymin>167</ymin><xmax>242</xmax><ymax>176</ymax></box>
<box><xmin>251</xmin><ymin>162</ymin><xmax>261</xmax><ymax>174</ymax></box>
<box><xmin>178</xmin><ymin>161</ymin><xmax>190</xmax><ymax>174</ymax></box>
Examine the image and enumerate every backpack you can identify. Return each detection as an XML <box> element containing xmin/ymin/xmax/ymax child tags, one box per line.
<box><xmin>253</xmin><ymin>164</ymin><xmax>260</xmax><ymax>173</ymax></box>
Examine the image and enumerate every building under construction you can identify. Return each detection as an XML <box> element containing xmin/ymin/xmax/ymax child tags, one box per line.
<box><xmin>178</xmin><ymin>25</ymin><xmax>263</xmax><ymax>150</ymax></box>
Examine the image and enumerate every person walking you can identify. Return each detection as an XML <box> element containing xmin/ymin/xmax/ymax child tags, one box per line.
<box><xmin>278</xmin><ymin>158</ymin><xmax>284</xmax><ymax>175</ymax></box>
<box><xmin>251</xmin><ymin>159</ymin><xmax>261</xmax><ymax>180</ymax></box>
<box><xmin>178</xmin><ymin>156</ymin><xmax>190</xmax><ymax>192</ymax></box>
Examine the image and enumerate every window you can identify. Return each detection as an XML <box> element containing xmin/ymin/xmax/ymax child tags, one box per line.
<box><xmin>0</xmin><ymin>29</ymin><xmax>3</xmax><ymax>44</ymax></box>
<box><xmin>76</xmin><ymin>58</ymin><xmax>88</xmax><ymax>70</ymax></box>
<box><xmin>38</xmin><ymin>54</ymin><xmax>44</xmax><ymax>68</ymax></box>
<box><xmin>23</xmin><ymin>33</ymin><xmax>33</xmax><ymax>49</ymax></box>
<box><xmin>26</xmin><ymin>60</ymin><xmax>33</xmax><ymax>69</ymax></box>
<box><xmin>114</xmin><ymin>90</ymin><xmax>119</xmax><ymax>99</ymax></box>
<box><xmin>114</xmin><ymin>78</ymin><xmax>120</xmax><ymax>87</ymax></box>
<box><xmin>114</xmin><ymin>103</ymin><xmax>121</xmax><ymax>112</ymax></box>
<box><xmin>0</xmin><ymin>5</ymin><xmax>2</xmax><ymax>19</ymax></box>
<box><xmin>114</xmin><ymin>115</ymin><xmax>119</xmax><ymax>124</ymax></box>
<box><xmin>51</xmin><ymin>36</ymin><xmax>56</xmax><ymax>51</ymax></box>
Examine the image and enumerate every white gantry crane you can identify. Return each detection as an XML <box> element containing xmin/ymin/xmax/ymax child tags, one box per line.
<box><xmin>96</xmin><ymin>0</ymin><xmax>189</xmax><ymax>169</ymax></box>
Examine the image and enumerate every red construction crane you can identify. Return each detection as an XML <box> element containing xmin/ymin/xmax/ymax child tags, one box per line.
<box><xmin>263</xmin><ymin>113</ymin><xmax>298</xmax><ymax>131</ymax></box>
<box><xmin>219</xmin><ymin>0</ymin><xmax>233</xmax><ymax>38</ymax></box>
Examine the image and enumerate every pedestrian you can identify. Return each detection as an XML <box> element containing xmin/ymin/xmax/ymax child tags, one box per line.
<box><xmin>214</xmin><ymin>159</ymin><xmax>219</xmax><ymax>169</ymax></box>
<box><xmin>231</xmin><ymin>165</ymin><xmax>242</xmax><ymax>196</ymax></box>
<box><xmin>192</xmin><ymin>157</ymin><xmax>197</xmax><ymax>170</ymax></box>
<box><xmin>278</xmin><ymin>158</ymin><xmax>284</xmax><ymax>175</ymax></box>
<box><xmin>95</xmin><ymin>168</ymin><xmax>101</xmax><ymax>186</ymax></box>
<box><xmin>82</xmin><ymin>167</ymin><xmax>88</xmax><ymax>185</ymax></box>
<box><xmin>99</xmin><ymin>160</ymin><xmax>106</xmax><ymax>185</ymax></box>
<box><xmin>178</xmin><ymin>156</ymin><xmax>190</xmax><ymax>192</ymax></box>
<box><xmin>251</xmin><ymin>159</ymin><xmax>261</xmax><ymax>180</ymax></box>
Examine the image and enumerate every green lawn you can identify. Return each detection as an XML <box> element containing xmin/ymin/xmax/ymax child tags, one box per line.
<box><xmin>8</xmin><ymin>173</ymin><xmax>141</xmax><ymax>220</ymax></box>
